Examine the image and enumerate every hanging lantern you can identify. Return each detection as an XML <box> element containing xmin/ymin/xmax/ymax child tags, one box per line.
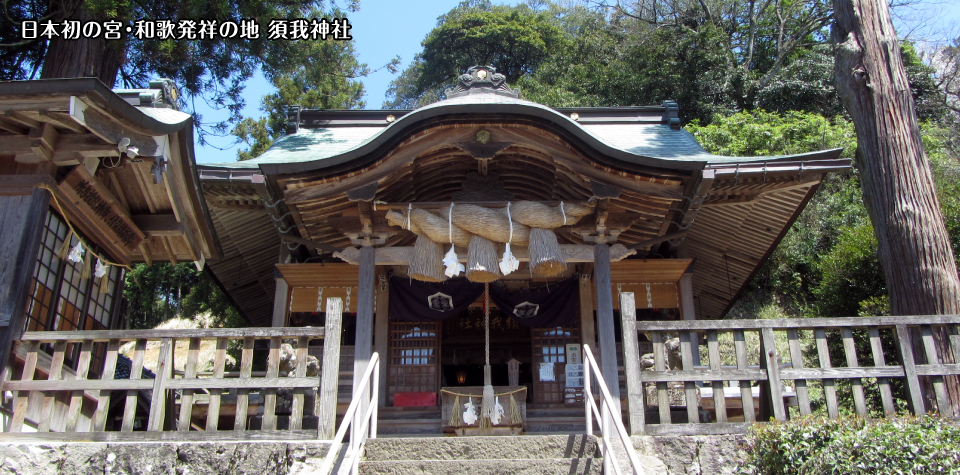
<box><xmin>456</xmin><ymin>370</ymin><xmax>467</xmax><ymax>385</ymax></box>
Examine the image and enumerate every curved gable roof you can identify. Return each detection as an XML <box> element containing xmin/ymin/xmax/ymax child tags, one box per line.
<box><xmin>200</xmin><ymin>92</ymin><xmax>843</xmax><ymax>174</ymax></box>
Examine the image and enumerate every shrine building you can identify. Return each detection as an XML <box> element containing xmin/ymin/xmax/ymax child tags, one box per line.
<box><xmin>195</xmin><ymin>65</ymin><xmax>848</xmax><ymax>433</ymax></box>
<box><xmin>0</xmin><ymin>66</ymin><xmax>853</xmax><ymax>441</ymax></box>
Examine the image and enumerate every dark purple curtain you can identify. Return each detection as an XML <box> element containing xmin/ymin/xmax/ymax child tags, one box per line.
<box><xmin>389</xmin><ymin>276</ymin><xmax>484</xmax><ymax>322</ymax></box>
<box><xmin>489</xmin><ymin>277</ymin><xmax>579</xmax><ymax>328</ymax></box>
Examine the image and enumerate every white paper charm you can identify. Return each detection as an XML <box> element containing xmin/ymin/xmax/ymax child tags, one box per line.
<box><xmin>499</xmin><ymin>243</ymin><xmax>520</xmax><ymax>275</ymax></box>
<box><xmin>463</xmin><ymin>397</ymin><xmax>478</xmax><ymax>425</ymax></box>
<box><xmin>539</xmin><ymin>362</ymin><xmax>556</xmax><ymax>382</ymax></box>
<box><xmin>67</xmin><ymin>241</ymin><xmax>84</xmax><ymax>263</ymax></box>
<box><xmin>94</xmin><ymin>259</ymin><xmax>108</xmax><ymax>279</ymax></box>
<box><xmin>443</xmin><ymin>245</ymin><xmax>464</xmax><ymax>278</ymax></box>
<box><xmin>489</xmin><ymin>396</ymin><xmax>505</xmax><ymax>425</ymax></box>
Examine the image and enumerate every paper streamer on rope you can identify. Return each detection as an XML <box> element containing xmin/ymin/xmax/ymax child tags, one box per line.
<box><xmin>463</xmin><ymin>397</ymin><xmax>478</xmax><ymax>425</ymax></box>
<box><xmin>68</xmin><ymin>240</ymin><xmax>84</xmax><ymax>263</ymax></box>
<box><xmin>94</xmin><ymin>259</ymin><xmax>107</xmax><ymax>279</ymax></box>
<box><xmin>443</xmin><ymin>203</ymin><xmax>465</xmax><ymax>278</ymax></box>
<box><xmin>481</xmin><ymin>283</ymin><xmax>495</xmax><ymax>422</ymax></box>
<box><xmin>499</xmin><ymin>202</ymin><xmax>519</xmax><ymax>275</ymax></box>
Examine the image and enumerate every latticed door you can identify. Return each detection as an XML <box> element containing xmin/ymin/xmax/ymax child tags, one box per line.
<box><xmin>532</xmin><ymin>326</ymin><xmax>581</xmax><ymax>404</ymax></box>
<box><xmin>387</xmin><ymin>321</ymin><xmax>440</xmax><ymax>405</ymax></box>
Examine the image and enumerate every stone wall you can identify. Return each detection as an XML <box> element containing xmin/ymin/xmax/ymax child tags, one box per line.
<box><xmin>630</xmin><ymin>434</ymin><xmax>750</xmax><ymax>475</ymax></box>
<box><xmin>0</xmin><ymin>441</ymin><xmax>331</xmax><ymax>475</ymax></box>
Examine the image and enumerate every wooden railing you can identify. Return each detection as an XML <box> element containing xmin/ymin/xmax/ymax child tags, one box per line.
<box><xmin>0</xmin><ymin>326</ymin><xmax>337</xmax><ymax>442</ymax></box>
<box><xmin>629</xmin><ymin>315</ymin><xmax>960</xmax><ymax>436</ymax></box>
<box><xmin>584</xmin><ymin>344</ymin><xmax>645</xmax><ymax>475</ymax></box>
<box><xmin>317</xmin><ymin>352</ymin><xmax>380</xmax><ymax>475</ymax></box>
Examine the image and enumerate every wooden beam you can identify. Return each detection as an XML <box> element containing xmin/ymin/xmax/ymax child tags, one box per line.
<box><xmin>0</xmin><ymin>188</ymin><xmax>49</xmax><ymax>376</ymax></box>
<box><xmin>628</xmin><ymin>230</ymin><xmax>689</xmax><ymax>250</ymax></box>
<box><xmin>334</xmin><ymin>243</ymin><xmax>636</xmax><ymax>265</ymax></box>
<box><xmin>0</xmin><ymin>116</ymin><xmax>27</xmax><ymax>135</ymax></box>
<box><xmin>318</xmin><ymin>298</ymin><xmax>343</xmax><ymax>439</ymax></box>
<box><xmin>619</xmin><ymin>291</ymin><xmax>645</xmax><ymax>435</ymax></box>
<box><xmin>25</xmin><ymin>123</ymin><xmax>58</xmax><ymax>162</ymax></box>
<box><xmin>594</xmin><ymin>243</ymin><xmax>621</xmax><ymax>406</ymax></box>
<box><xmin>352</xmin><ymin>246</ymin><xmax>375</xmax><ymax>434</ymax></box>
<box><xmin>272</xmin><ymin>275</ymin><xmax>289</xmax><ymax>328</ymax></box>
<box><xmin>39</xmin><ymin>110</ymin><xmax>86</xmax><ymax>133</ymax></box>
<box><xmin>283</xmin><ymin>127</ymin><xmax>479</xmax><ymax>204</ymax></box>
<box><xmin>280</xmin><ymin>234</ymin><xmax>343</xmax><ymax>254</ymax></box>
<box><xmin>0</xmin><ymin>174</ymin><xmax>56</xmax><ymax>196</ymax></box>
<box><xmin>373</xmin><ymin>270</ymin><xmax>390</xmax><ymax>406</ymax></box>
<box><xmin>130</xmin><ymin>214</ymin><xmax>182</xmax><ymax>237</ymax></box>
<box><xmin>4</xmin><ymin>111</ymin><xmax>41</xmax><ymax>129</ymax></box>
<box><xmin>579</xmin><ymin>271</ymin><xmax>597</xmax><ymax>355</ymax></box>
<box><xmin>70</xmin><ymin>99</ymin><xmax>160</xmax><ymax>156</ymax></box>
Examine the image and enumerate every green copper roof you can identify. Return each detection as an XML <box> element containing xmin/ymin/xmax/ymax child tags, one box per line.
<box><xmin>201</xmin><ymin>92</ymin><xmax>842</xmax><ymax>171</ymax></box>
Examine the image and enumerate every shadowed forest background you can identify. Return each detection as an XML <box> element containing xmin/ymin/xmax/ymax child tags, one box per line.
<box><xmin>4</xmin><ymin>0</ymin><xmax>958</xmax><ymax>329</ymax></box>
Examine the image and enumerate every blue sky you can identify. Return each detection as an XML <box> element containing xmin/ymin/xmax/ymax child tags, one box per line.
<box><xmin>194</xmin><ymin>0</ymin><xmax>482</xmax><ymax>164</ymax></box>
<box><xmin>192</xmin><ymin>0</ymin><xmax>960</xmax><ymax>165</ymax></box>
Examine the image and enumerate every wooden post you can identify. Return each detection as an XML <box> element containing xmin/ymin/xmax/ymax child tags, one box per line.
<box><xmin>353</xmin><ymin>246</ymin><xmax>376</xmax><ymax>435</ymax></box>
<box><xmin>759</xmin><ymin>328</ymin><xmax>786</xmax><ymax>421</ymax></box>
<box><xmin>373</xmin><ymin>270</ymin><xmax>390</xmax><ymax>406</ymax></box>
<box><xmin>318</xmin><ymin>297</ymin><xmax>343</xmax><ymax>439</ymax></box>
<box><xmin>0</xmin><ymin>188</ymin><xmax>49</xmax><ymax>374</ymax></box>
<box><xmin>679</xmin><ymin>273</ymin><xmax>701</xmax><ymax>367</ymax></box>
<box><xmin>895</xmin><ymin>325</ymin><xmax>927</xmax><ymax>415</ymax></box>
<box><xmin>147</xmin><ymin>337</ymin><xmax>173</xmax><ymax>432</ymax></box>
<box><xmin>593</xmin><ymin>244</ymin><xmax>621</xmax><ymax>405</ymax></box>
<box><xmin>618</xmin><ymin>291</ymin><xmax>645</xmax><ymax>434</ymax></box>
<box><xmin>272</xmin><ymin>272</ymin><xmax>289</xmax><ymax>327</ymax></box>
<box><xmin>579</xmin><ymin>271</ymin><xmax>597</xmax><ymax>352</ymax></box>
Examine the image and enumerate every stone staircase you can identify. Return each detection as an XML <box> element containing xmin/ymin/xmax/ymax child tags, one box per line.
<box><xmin>357</xmin><ymin>434</ymin><xmax>603</xmax><ymax>474</ymax></box>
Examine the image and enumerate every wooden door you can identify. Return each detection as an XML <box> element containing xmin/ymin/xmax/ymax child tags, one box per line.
<box><xmin>532</xmin><ymin>326</ymin><xmax>581</xmax><ymax>404</ymax></box>
<box><xmin>387</xmin><ymin>321</ymin><xmax>440</xmax><ymax>405</ymax></box>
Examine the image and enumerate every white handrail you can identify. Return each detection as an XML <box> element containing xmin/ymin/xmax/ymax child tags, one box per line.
<box><xmin>583</xmin><ymin>344</ymin><xmax>645</xmax><ymax>475</ymax></box>
<box><xmin>316</xmin><ymin>352</ymin><xmax>380</xmax><ymax>475</ymax></box>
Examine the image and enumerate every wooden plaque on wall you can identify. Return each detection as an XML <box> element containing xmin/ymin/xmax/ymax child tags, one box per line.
<box><xmin>56</xmin><ymin>165</ymin><xmax>144</xmax><ymax>265</ymax></box>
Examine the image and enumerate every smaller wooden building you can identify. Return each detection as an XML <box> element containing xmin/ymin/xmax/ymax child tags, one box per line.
<box><xmin>0</xmin><ymin>78</ymin><xmax>218</xmax><ymax>431</ymax></box>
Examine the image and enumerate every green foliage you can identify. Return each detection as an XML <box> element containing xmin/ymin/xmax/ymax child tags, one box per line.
<box><xmin>812</xmin><ymin>224</ymin><xmax>885</xmax><ymax>319</ymax></box>
<box><xmin>233</xmin><ymin>15</ymin><xmax>372</xmax><ymax>160</ymax></box>
<box><xmin>385</xmin><ymin>1</ymin><xmax>565</xmax><ymax>108</ymax></box>
<box><xmin>122</xmin><ymin>263</ymin><xmax>244</xmax><ymax>329</ymax></box>
<box><xmin>744</xmin><ymin>416</ymin><xmax>960</xmax><ymax>474</ymax></box>
<box><xmin>687</xmin><ymin>110</ymin><xmax>857</xmax><ymax>158</ymax></box>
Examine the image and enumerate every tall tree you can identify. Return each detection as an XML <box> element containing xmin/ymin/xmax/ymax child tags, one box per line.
<box><xmin>834</xmin><ymin>0</ymin><xmax>960</xmax><ymax>414</ymax></box>
<box><xmin>1</xmin><ymin>0</ymin><xmax>358</xmax><ymax>143</ymax></box>
<box><xmin>385</xmin><ymin>1</ymin><xmax>565</xmax><ymax>108</ymax></box>
<box><xmin>233</xmin><ymin>19</ymin><xmax>379</xmax><ymax>159</ymax></box>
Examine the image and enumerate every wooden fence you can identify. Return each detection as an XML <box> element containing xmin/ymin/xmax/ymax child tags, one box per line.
<box><xmin>627</xmin><ymin>315</ymin><xmax>960</xmax><ymax>436</ymax></box>
<box><xmin>0</xmin><ymin>326</ymin><xmax>341</xmax><ymax>442</ymax></box>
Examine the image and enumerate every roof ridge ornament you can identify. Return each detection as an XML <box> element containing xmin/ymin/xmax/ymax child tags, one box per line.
<box><xmin>445</xmin><ymin>66</ymin><xmax>520</xmax><ymax>99</ymax></box>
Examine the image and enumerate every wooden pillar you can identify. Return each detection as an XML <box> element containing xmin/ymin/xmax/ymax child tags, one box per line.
<box><xmin>352</xmin><ymin>246</ymin><xmax>376</xmax><ymax>425</ymax></box>
<box><xmin>318</xmin><ymin>298</ymin><xmax>343</xmax><ymax>439</ymax></box>
<box><xmin>0</xmin><ymin>188</ymin><xmax>49</xmax><ymax>374</ymax></box>
<box><xmin>579</xmin><ymin>271</ymin><xmax>597</xmax><ymax>351</ymax></box>
<box><xmin>593</xmin><ymin>244</ymin><xmax>621</xmax><ymax>404</ymax></box>
<box><xmin>373</xmin><ymin>269</ymin><xmax>390</xmax><ymax>406</ymax></box>
<box><xmin>619</xmin><ymin>291</ymin><xmax>645</xmax><ymax>435</ymax></box>
<box><xmin>679</xmin><ymin>273</ymin><xmax>701</xmax><ymax>366</ymax></box>
<box><xmin>271</xmin><ymin>271</ymin><xmax>289</xmax><ymax>327</ymax></box>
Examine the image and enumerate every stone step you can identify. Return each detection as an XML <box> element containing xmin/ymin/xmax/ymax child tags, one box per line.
<box><xmin>363</xmin><ymin>435</ymin><xmax>598</xmax><ymax>461</ymax></box>
<box><xmin>524</xmin><ymin>416</ymin><xmax>587</xmax><ymax>433</ymax></box>
<box><xmin>358</xmin><ymin>458</ymin><xmax>602</xmax><ymax>475</ymax></box>
<box><xmin>375</xmin><ymin>418</ymin><xmax>445</xmax><ymax>436</ymax></box>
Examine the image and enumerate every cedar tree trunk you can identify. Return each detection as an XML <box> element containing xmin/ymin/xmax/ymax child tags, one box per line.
<box><xmin>833</xmin><ymin>0</ymin><xmax>960</xmax><ymax>416</ymax></box>
<box><xmin>40</xmin><ymin>1</ymin><xmax>125</xmax><ymax>86</ymax></box>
